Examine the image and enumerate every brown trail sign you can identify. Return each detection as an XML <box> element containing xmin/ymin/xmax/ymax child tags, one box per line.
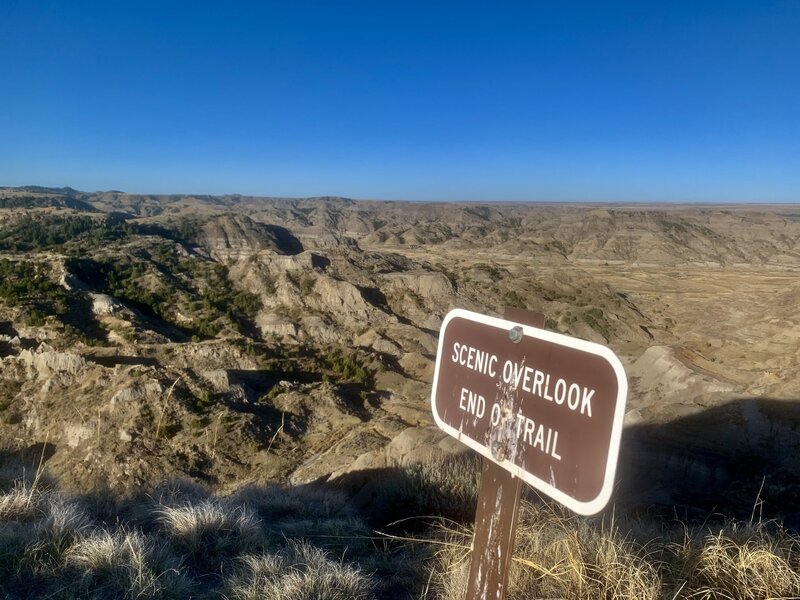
<box><xmin>431</xmin><ymin>308</ymin><xmax>628</xmax><ymax>599</ymax></box>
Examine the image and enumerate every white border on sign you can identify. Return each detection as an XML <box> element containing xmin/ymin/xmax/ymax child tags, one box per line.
<box><xmin>430</xmin><ymin>308</ymin><xmax>628</xmax><ymax>516</ymax></box>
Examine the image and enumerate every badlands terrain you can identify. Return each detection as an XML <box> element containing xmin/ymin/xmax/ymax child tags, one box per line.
<box><xmin>1</xmin><ymin>186</ymin><xmax>800</xmax><ymax>597</ymax></box>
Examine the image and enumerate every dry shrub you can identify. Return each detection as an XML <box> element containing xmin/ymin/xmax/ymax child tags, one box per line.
<box><xmin>673</xmin><ymin>521</ymin><xmax>800</xmax><ymax>599</ymax></box>
<box><xmin>156</xmin><ymin>499</ymin><xmax>264</xmax><ymax>572</ymax></box>
<box><xmin>429</xmin><ymin>501</ymin><xmax>800</xmax><ymax>600</ymax></box>
<box><xmin>66</xmin><ymin>528</ymin><xmax>190</xmax><ymax>599</ymax></box>
<box><xmin>430</xmin><ymin>501</ymin><xmax>660</xmax><ymax>600</ymax></box>
<box><xmin>0</xmin><ymin>481</ymin><xmax>42</xmax><ymax>522</ymax></box>
<box><xmin>224</xmin><ymin>540</ymin><xmax>374</xmax><ymax>600</ymax></box>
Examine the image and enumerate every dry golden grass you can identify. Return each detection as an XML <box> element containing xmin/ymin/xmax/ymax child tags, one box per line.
<box><xmin>428</xmin><ymin>501</ymin><xmax>660</xmax><ymax>600</ymax></box>
<box><xmin>0</xmin><ymin>474</ymin><xmax>381</xmax><ymax>599</ymax></box>
<box><xmin>1</xmin><ymin>453</ymin><xmax>798</xmax><ymax>599</ymax></box>
<box><xmin>223</xmin><ymin>541</ymin><xmax>374</xmax><ymax>600</ymax></box>
<box><xmin>427</xmin><ymin>502</ymin><xmax>800</xmax><ymax>600</ymax></box>
<box><xmin>670</xmin><ymin>521</ymin><xmax>800</xmax><ymax>599</ymax></box>
<box><xmin>0</xmin><ymin>481</ymin><xmax>41</xmax><ymax>522</ymax></box>
<box><xmin>66</xmin><ymin>529</ymin><xmax>190</xmax><ymax>599</ymax></box>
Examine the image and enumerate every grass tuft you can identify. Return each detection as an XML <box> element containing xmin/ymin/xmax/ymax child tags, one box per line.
<box><xmin>31</xmin><ymin>494</ymin><xmax>92</xmax><ymax>564</ymax></box>
<box><xmin>427</xmin><ymin>501</ymin><xmax>800</xmax><ymax>600</ymax></box>
<box><xmin>156</xmin><ymin>499</ymin><xmax>264</xmax><ymax>573</ymax></box>
<box><xmin>676</xmin><ymin>521</ymin><xmax>800</xmax><ymax>599</ymax></box>
<box><xmin>0</xmin><ymin>481</ymin><xmax>43</xmax><ymax>522</ymax></box>
<box><xmin>150</xmin><ymin>477</ymin><xmax>212</xmax><ymax>507</ymax></box>
<box><xmin>224</xmin><ymin>541</ymin><xmax>374</xmax><ymax>600</ymax></box>
<box><xmin>66</xmin><ymin>528</ymin><xmax>191</xmax><ymax>599</ymax></box>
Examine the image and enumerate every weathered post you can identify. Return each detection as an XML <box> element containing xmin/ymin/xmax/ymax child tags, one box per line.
<box><xmin>465</xmin><ymin>308</ymin><xmax>544</xmax><ymax>600</ymax></box>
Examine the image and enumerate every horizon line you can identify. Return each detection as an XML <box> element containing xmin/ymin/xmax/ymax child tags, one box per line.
<box><xmin>2</xmin><ymin>184</ymin><xmax>799</xmax><ymax>206</ymax></box>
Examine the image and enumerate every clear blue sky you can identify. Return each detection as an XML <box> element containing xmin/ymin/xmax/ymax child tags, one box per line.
<box><xmin>1</xmin><ymin>1</ymin><xmax>798</xmax><ymax>202</ymax></box>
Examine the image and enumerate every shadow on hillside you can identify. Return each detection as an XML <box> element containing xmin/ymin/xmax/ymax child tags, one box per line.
<box><xmin>357</xmin><ymin>286</ymin><xmax>393</xmax><ymax>313</ymax></box>
<box><xmin>0</xmin><ymin>320</ymin><xmax>16</xmax><ymax>337</ymax></box>
<box><xmin>226</xmin><ymin>368</ymin><xmax>323</xmax><ymax>396</ymax></box>
<box><xmin>0</xmin><ymin>442</ymin><xmax>57</xmax><ymax>488</ymax></box>
<box><xmin>5</xmin><ymin>396</ymin><xmax>800</xmax><ymax>535</ymax></box>
<box><xmin>83</xmin><ymin>354</ymin><xmax>160</xmax><ymax>367</ymax></box>
<box><xmin>0</xmin><ymin>321</ymin><xmax>37</xmax><ymax>357</ymax></box>
<box><xmin>323</xmin><ymin>398</ymin><xmax>800</xmax><ymax>531</ymax></box>
<box><xmin>265</xmin><ymin>224</ymin><xmax>304</xmax><ymax>255</ymax></box>
<box><xmin>309</xmin><ymin>253</ymin><xmax>331</xmax><ymax>270</ymax></box>
<box><xmin>324</xmin><ymin>453</ymin><xmax>480</xmax><ymax>532</ymax></box>
<box><xmin>199</xmin><ymin>365</ymin><xmax>373</xmax><ymax>436</ymax></box>
<box><xmin>616</xmin><ymin>397</ymin><xmax>800</xmax><ymax>527</ymax></box>
<box><xmin>61</xmin><ymin>295</ymin><xmax>110</xmax><ymax>343</ymax></box>
<box><xmin>0</xmin><ymin>467</ymin><xmax>430</xmax><ymax>599</ymax></box>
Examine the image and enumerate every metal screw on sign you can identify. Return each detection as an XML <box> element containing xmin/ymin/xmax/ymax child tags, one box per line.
<box><xmin>508</xmin><ymin>325</ymin><xmax>523</xmax><ymax>343</ymax></box>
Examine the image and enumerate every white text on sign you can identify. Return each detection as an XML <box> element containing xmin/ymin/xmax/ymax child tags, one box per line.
<box><xmin>458</xmin><ymin>385</ymin><xmax>561</xmax><ymax>460</ymax></box>
<box><xmin>451</xmin><ymin>342</ymin><xmax>595</xmax><ymax>417</ymax></box>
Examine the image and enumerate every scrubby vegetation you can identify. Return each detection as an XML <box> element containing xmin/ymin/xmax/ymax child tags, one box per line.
<box><xmin>582</xmin><ymin>306</ymin><xmax>612</xmax><ymax>340</ymax></box>
<box><xmin>0</xmin><ymin>215</ymin><xmax>133</xmax><ymax>252</ymax></box>
<box><xmin>0</xmin><ymin>194</ymin><xmax>94</xmax><ymax>211</ymax></box>
<box><xmin>463</xmin><ymin>206</ymin><xmax>491</xmax><ymax>221</ymax></box>
<box><xmin>65</xmin><ymin>248</ymin><xmax>261</xmax><ymax>339</ymax></box>
<box><xmin>320</xmin><ymin>347</ymin><xmax>372</xmax><ymax>385</ymax></box>
<box><xmin>0</xmin><ymin>466</ymin><xmax>411</xmax><ymax>599</ymax></box>
<box><xmin>0</xmin><ymin>259</ymin><xmax>92</xmax><ymax>330</ymax></box>
<box><xmin>0</xmin><ymin>213</ymin><xmax>203</xmax><ymax>253</ymax></box>
<box><xmin>0</xmin><ymin>260</ymin><xmax>69</xmax><ymax>308</ymax></box>
<box><xmin>2</xmin><ymin>452</ymin><xmax>798</xmax><ymax>599</ymax></box>
<box><xmin>0</xmin><ymin>213</ymin><xmax>252</xmax><ymax>339</ymax></box>
<box><xmin>433</xmin><ymin>504</ymin><xmax>800</xmax><ymax>599</ymax></box>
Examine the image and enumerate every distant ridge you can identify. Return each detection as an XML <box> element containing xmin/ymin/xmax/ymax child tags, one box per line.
<box><xmin>0</xmin><ymin>185</ymin><xmax>84</xmax><ymax>195</ymax></box>
<box><xmin>0</xmin><ymin>186</ymin><xmax>96</xmax><ymax>211</ymax></box>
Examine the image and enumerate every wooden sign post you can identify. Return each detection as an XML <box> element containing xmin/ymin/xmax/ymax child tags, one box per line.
<box><xmin>430</xmin><ymin>307</ymin><xmax>628</xmax><ymax>600</ymax></box>
<box><xmin>465</xmin><ymin>308</ymin><xmax>543</xmax><ymax>600</ymax></box>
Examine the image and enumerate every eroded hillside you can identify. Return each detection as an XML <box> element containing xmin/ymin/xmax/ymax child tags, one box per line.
<box><xmin>2</xmin><ymin>187</ymin><xmax>800</xmax><ymax>520</ymax></box>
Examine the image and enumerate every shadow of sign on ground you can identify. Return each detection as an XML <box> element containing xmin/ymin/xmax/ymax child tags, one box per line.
<box><xmin>616</xmin><ymin>397</ymin><xmax>800</xmax><ymax>528</ymax></box>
